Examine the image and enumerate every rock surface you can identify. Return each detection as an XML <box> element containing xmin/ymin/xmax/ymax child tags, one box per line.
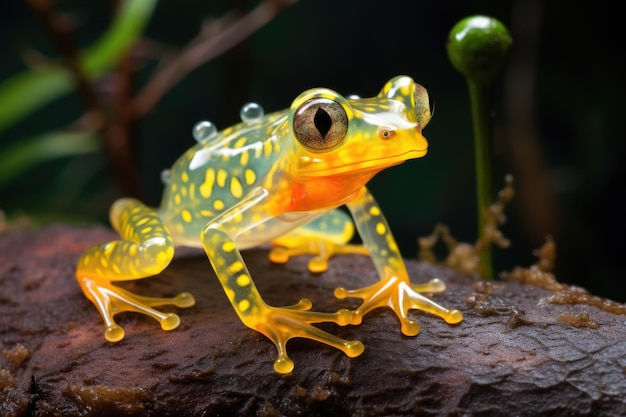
<box><xmin>1</xmin><ymin>224</ymin><xmax>625</xmax><ymax>417</ymax></box>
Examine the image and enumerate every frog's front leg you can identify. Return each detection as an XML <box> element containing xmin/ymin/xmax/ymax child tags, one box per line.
<box><xmin>269</xmin><ymin>210</ymin><xmax>369</xmax><ymax>273</ymax></box>
<box><xmin>335</xmin><ymin>188</ymin><xmax>463</xmax><ymax>336</ymax></box>
<box><xmin>201</xmin><ymin>188</ymin><xmax>363</xmax><ymax>373</ymax></box>
<box><xmin>76</xmin><ymin>198</ymin><xmax>195</xmax><ymax>342</ymax></box>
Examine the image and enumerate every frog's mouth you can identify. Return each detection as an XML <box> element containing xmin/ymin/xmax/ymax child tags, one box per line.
<box><xmin>296</xmin><ymin>148</ymin><xmax>427</xmax><ymax>177</ymax></box>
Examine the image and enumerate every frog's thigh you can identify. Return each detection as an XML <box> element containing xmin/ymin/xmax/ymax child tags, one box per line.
<box><xmin>77</xmin><ymin>198</ymin><xmax>176</xmax><ymax>281</ymax></box>
<box><xmin>76</xmin><ymin>198</ymin><xmax>194</xmax><ymax>342</ymax></box>
<box><xmin>270</xmin><ymin>210</ymin><xmax>368</xmax><ymax>273</ymax></box>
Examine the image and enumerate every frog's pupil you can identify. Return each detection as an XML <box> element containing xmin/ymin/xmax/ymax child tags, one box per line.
<box><xmin>314</xmin><ymin>108</ymin><xmax>332</xmax><ymax>139</ymax></box>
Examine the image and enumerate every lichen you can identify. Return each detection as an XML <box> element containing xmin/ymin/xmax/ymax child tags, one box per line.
<box><xmin>2</xmin><ymin>344</ymin><xmax>30</xmax><ymax>367</ymax></box>
<box><xmin>418</xmin><ymin>175</ymin><xmax>514</xmax><ymax>275</ymax></box>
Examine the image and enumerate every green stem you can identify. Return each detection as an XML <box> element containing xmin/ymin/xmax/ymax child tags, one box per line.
<box><xmin>446</xmin><ymin>15</ymin><xmax>512</xmax><ymax>279</ymax></box>
<box><xmin>467</xmin><ymin>78</ymin><xmax>495</xmax><ymax>278</ymax></box>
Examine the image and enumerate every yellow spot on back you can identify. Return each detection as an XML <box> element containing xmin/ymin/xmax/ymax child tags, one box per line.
<box><xmin>234</xmin><ymin>137</ymin><xmax>247</xmax><ymax>148</ymax></box>
<box><xmin>181</xmin><ymin>171</ymin><xmax>189</xmax><ymax>183</ymax></box>
<box><xmin>376</xmin><ymin>222</ymin><xmax>386</xmax><ymax>235</ymax></box>
<box><xmin>213</xmin><ymin>200</ymin><xmax>224</xmax><ymax>210</ymax></box>
<box><xmin>230</xmin><ymin>177</ymin><xmax>243</xmax><ymax>198</ymax></box>
<box><xmin>263</xmin><ymin>140</ymin><xmax>273</xmax><ymax>156</ymax></box>
<box><xmin>200</xmin><ymin>169</ymin><xmax>215</xmax><ymax>198</ymax></box>
<box><xmin>245</xmin><ymin>169</ymin><xmax>256</xmax><ymax>185</ymax></box>
<box><xmin>240</xmin><ymin>151</ymin><xmax>249</xmax><ymax>166</ymax></box>
<box><xmin>181</xmin><ymin>210</ymin><xmax>193</xmax><ymax>223</ymax></box>
<box><xmin>217</xmin><ymin>169</ymin><xmax>227</xmax><ymax>187</ymax></box>
<box><xmin>174</xmin><ymin>194</ymin><xmax>182</xmax><ymax>205</ymax></box>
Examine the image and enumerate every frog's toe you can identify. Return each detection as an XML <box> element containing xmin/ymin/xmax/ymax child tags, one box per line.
<box><xmin>173</xmin><ymin>292</ymin><xmax>196</xmax><ymax>308</ymax></box>
<box><xmin>443</xmin><ymin>309</ymin><xmax>463</xmax><ymax>324</ymax></box>
<box><xmin>105</xmin><ymin>324</ymin><xmax>125</xmax><ymax>342</ymax></box>
<box><xmin>400</xmin><ymin>318</ymin><xmax>420</xmax><ymax>337</ymax></box>
<box><xmin>284</xmin><ymin>298</ymin><xmax>313</xmax><ymax>311</ymax></box>
<box><xmin>274</xmin><ymin>355</ymin><xmax>295</xmax><ymax>374</ymax></box>
<box><xmin>308</xmin><ymin>256</ymin><xmax>329</xmax><ymax>274</ymax></box>
<box><xmin>335</xmin><ymin>308</ymin><xmax>355</xmax><ymax>326</ymax></box>
<box><xmin>268</xmin><ymin>247</ymin><xmax>290</xmax><ymax>264</ymax></box>
<box><xmin>345</xmin><ymin>340</ymin><xmax>365</xmax><ymax>357</ymax></box>
<box><xmin>160</xmin><ymin>313</ymin><xmax>181</xmax><ymax>331</ymax></box>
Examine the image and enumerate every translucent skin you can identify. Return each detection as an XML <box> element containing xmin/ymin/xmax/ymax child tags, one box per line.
<box><xmin>76</xmin><ymin>76</ymin><xmax>463</xmax><ymax>374</ymax></box>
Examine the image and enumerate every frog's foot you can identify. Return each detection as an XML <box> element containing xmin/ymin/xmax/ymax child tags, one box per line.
<box><xmin>269</xmin><ymin>240</ymin><xmax>369</xmax><ymax>273</ymax></box>
<box><xmin>251</xmin><ymin>300</ymin><xmax>364</xmax><ymax>373</ymax></box>
<box><xmin>78</xmin><ymin>276</ymin><xmax>195</xmax><ymax>342</ymax></box>
<box><xmin>334</xmin><ymin>274</ymin><xmax>462</xmax><ymax>336</ymax></box>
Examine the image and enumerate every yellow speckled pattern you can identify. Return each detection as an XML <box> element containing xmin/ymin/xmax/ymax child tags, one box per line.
<box><xmin>76</xmin><ymin>76</ymin><xmax>462</xmax><ymax>373</ymax></box>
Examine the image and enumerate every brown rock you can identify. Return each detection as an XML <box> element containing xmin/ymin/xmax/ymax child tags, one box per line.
<box><xmin>1</xmin><ymin>224</ymin><xmax>626</xmax><ymax>416</ymax></box>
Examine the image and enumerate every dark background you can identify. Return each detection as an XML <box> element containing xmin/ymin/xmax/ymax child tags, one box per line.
<box><xmin>1</xmin><ymin>1</ymin><xmax>624</xmax><ymax>300</ymax></box>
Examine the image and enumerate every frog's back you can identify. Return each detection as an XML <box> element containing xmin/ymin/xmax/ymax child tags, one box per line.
<box><xmin>159</xmin><ymin>112</ymin><xmax>288</xmax><ymax>245</ymax></box>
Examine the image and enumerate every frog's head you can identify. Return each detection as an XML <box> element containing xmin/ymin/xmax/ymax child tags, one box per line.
<box><xmin>288</xmin><ymin>75</ymin><xmax>432</xmax><ymax>179</ymax></box>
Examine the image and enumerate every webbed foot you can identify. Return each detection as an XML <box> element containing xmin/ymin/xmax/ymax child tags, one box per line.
<box><xmin>78</xmin><ymin>276</ymin><xmax>195</xmax><ymax>342</ymax></box>
<box><xmin>334</xmin><ymin>273</ymin><xmax>462</xmax><ymax>335</ymax></box>
<box><xmin>250</xmin><ymin>300</ymin><xmax>364</xmax><ymax>373</ymax></box>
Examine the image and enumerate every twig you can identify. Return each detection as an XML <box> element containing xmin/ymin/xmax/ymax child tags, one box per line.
<box><xmin>130</xmin><ymin>0</ymin><xmax>299</xmax><ymax>118</ymax></box>
<box><xmin>27</xmin><ymin>0</ymin><xmax>144</xmax><ymax>198</ymax></box>
<box><xmin>27</xmin><ymin>0</ymin><xmax>104</xmax><ymax>131</ymax></box>
<box><xmin>25</xmin><ymin>0</ymin><xmax>298</xmax><ymax>200</ymax></box>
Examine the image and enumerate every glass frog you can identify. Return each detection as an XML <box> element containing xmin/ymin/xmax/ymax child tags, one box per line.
<box><xmin>75</xmin><ymin>76</ymin><xmax>463</xmax><ymax>373</ymax></box>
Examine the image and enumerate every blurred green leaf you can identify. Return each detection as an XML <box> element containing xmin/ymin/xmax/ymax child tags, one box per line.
<box><xmin>0</xmin><ymin>0</ymin><xmax>157</xmax><ymax>135</ymax></box>
<box><xmin>0</xmin><ymin>130</ymin><xmax>99</xmax><ymax>187</ymax></box>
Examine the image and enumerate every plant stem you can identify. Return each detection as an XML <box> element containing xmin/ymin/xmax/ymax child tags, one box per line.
<box><xmin>446</xmin><ymin>15</ymin><xmax>512</xmax><ymax>279</ymax></box>
<box><xmin>467</xmin><ymin>78</ymin><xmax>495</xmax><ymax>278</ymax></box>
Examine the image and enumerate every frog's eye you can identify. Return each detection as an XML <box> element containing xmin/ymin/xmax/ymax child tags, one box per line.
<box><xmin>413</xmin><ymin>83</ymin><xmax>434</xmax><ymax>128</ymax></box>
<box><xmin>293</xmin><ymin>98</ymin><xmax>348</xmax><ymax>151</ymax></box>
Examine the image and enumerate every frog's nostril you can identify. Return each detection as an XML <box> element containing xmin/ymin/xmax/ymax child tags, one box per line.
<box><xmin>378</xmin><ymin>129</ymin><xmax>396</xmax><ymax>140</ymax></box>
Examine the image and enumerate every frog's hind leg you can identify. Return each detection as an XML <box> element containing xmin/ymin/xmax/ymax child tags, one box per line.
<box><xmin>269</xmin><ymin>209</ymin><xmax>369</xmax><ymax>273</ymax></box>
<box><xmin>76</xmin><ymin>198</ymin><xmax>195</xmax><ymax>342</ymax></box>
<box><xmin>334</xmin><ymin>188</ymin><xmax>463</xmax><ymax>335</ymax></box>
